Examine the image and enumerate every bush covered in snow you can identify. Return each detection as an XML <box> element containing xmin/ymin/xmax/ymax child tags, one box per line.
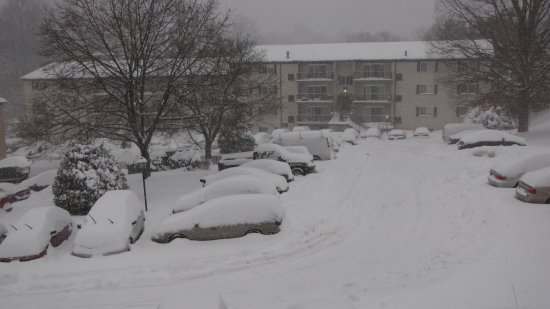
<box><xmin>467</xmin><ymin>107</ymin><xmax>516</xmax><ymax>130</ymax></box>
<box><xmin>52</xmin><ymin>141</ymin><xmax>128</xmax><ymax>215</ymax></box>
<box><xmin>218</xmin><ymin>124</ymin><xmax>255</xmax><ymax>154</ymax></box>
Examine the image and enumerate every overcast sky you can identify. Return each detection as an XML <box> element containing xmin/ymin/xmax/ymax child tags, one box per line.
<box><xmin>219</xmin><ymin>0</ymin><xmax>437</xmax><ymax>43</ymax></box>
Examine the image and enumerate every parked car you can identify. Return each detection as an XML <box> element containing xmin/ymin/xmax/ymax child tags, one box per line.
<box><xmin>271</xmin><ymin>128</ymin><xmax>290</xmax><ymax>139</ymax></box>
<box><xmin>488</xmin><ymin>153</ymin><xmax>550</xmax><ymax>188</ymax></box>
<box><xmin>0</xmin><ymin>207</ymin><xmax>72</xmax><ymax>262</ymax></box>
<box><xmin>217</xmin><ymin>151</ymin><xmax>254</xmax><ymax>171</ymax></box>
<box><xmin>271</xmin><ymin>131</ymin><xmax>333</xmax><ymax>160</ymax></box>
<box><xmin>0</xmin><ymin>182</ymin><xmax>31</xmax><ymax>203</ymax></box>
<box><xmin>201</xmin><ymin>167</ymin><xmax>290</xmax><ymax>193</ymax></box>
<box><xmin>388</xmin><ymin>129</ymin><xmax>407</xmax><ymax>140</ymax></box>
<box><xmin>254</xmin><ymin>132</ymin><xmax>272</xmax><ymax>145</ymax></box>
<box><xmin>446</xmin><ymin>129</ymin><xmax>486</xmax><ymax>144</ymax></box>
<box><xmin>457</xmin><ymin>130</ymin><xmax>526</xmax><ymax>150</ymax></box>
<box><xmin>241</xmin><ymin>159</ymin><xmax>295</xmax><ymax>182</ymax></box>
<box><xmin>284</xmin><ymin>146</ymin><xmax>311</xmax><ymax>155</ymax></box>
<box><xmin>292</xmin><ymin>126</ymin><xmax>310</xmax><ymax>132</ymax></box>
<box><xmin>72</xmin><ymin>190</ymin><xmax>145</xmax><ymax>258</ymax></box>
<box><xmin>254</xmin><ymin>143</ymin><xmax>316</xmax><ymax>176</ymax></box>
<box><xmin>21</xmin><ymin>169</ymin><xmax>57</xmax><ymax>191</ymax></box>
<box><xmin>442</xmin><ymin>123</ymin><xmax>484</xmax><ymax>143</ymax></box>
<box><xmin>173</xmin><ymin>175</ymin><xmax>278</xmax><ymax>214</ymax></box>
<box><xmin>413</xmin><ymin>127</ymin><xmax>430</xmax><ymax>137</ymax></box>
<box><xmin>0</xmin><ymin>156</ymin><xmax>31</xmax><ymax>184</ymax></box>
<box><xmin>152</xmin><ymin>194</ymin><xmax>284</xmax><ymax>243</ymax></box>
<box><xmin>342</xmin><ymin>128</ymin><xmax>359</xmax><ymax>145</ymax></box>
<box><xmin>0</xmin><ymin>220</ymin><xmax>7</xmax><ymax>245</ymax></box>
<box><xmin>515</xmin><ymin>166</ymin><xmax>550</xmax><ymax>204</ymax></box>
<box><xmin>363</xmin><ymin>127</ymin><xmax>382</xmax><ymax>139</ymax></box>
<box><xmin>0</xmin><ymin>192</ymin><xmax>11</xmax><ymax>211</ymax></box>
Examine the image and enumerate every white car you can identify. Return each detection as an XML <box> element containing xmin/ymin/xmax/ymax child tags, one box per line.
<box><xmin>241</xmin><ymin>159</ymin><xmax>295</xmax><ymax>182</ymax></box>
<box><xmin>72</xmin><ymin>190</ymin><xmax>145</xmax><ymax>258</ymax></box>
<box><xmin>442</xmin><ymin>122</ymin><xmax>484</xmax><ymax>142</ymax></box>
<box><xmin>152</xmin><ymin>194</ymin><xmax>285</xmax><ymax>243</ymax></box>
<box><xmin>173</xmin><ymin>175</ymin><xmax>279</xmax><ymax>214</ymax></box>
<box><xmin>488</xmin><ymin>153</ymin><xmax>550</xmax><ymax>188</ymax></box>
<box><xmin>388</xmin><ymin>129</ymin><xmax>406</xmax><ymax>140</ymax></box>
<box><xmin>284</xmin><ymin>146</ymin><xmax>311</xmax><ymax>155</ymax></box>
<box><xmin>457</xmin><ymin>130</ymin><xmax>526</xmax><ymax>149</ymax></box>
<box><xmin>363</xmin><ymin>127</ymin><xmax>381</xmax><ymax>139</ymax></box>
<box><xmin>413</xmin><ymin>127</ymin><xmax>430</xmax><ymax>137</ymax></box>
<box><xmin>201</xmin><ymin>167</ymin><xmax>289</xmax><ymax>193</ymax></box>
<box><xmin>342</xmin><ymin>128</ymin><xmax>359</xmax><ymax>145</ymax></box>
<box><xmin>0</xmin><ymin>207</ymin><xmax>72</xmax><ymax>262</ymax></box>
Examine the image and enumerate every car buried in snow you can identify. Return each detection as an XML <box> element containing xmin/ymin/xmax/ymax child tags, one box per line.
<box><xmin>388</xmin><ymin>129</ymin><xmax>407</xmax><ymax>140</ymax></box>
<box><xmin>0</xmin><ymin>182</ymin><xmax>31</xmax><ymax>203</ymax></box>
<box><xmin>72</xmin><ymin>190</ymin><xmax>145</xmax><ymax>258</ymax></box>
<box><xmin>515</xmin><ymin>166</ymin><xmax>550</xmax><ymax>204</ymax></box>
<box><xmin>200</xmin><ymin>167</ymin><xmax>290</xmax><ymax>193</ymax></box>
<box><xmin>488</xmin><ymin>153</ymin><xmax>550</xmax><ymax>188</ymax></box>
<box><xmin>0</xmin><ymin>207</ymin><xmax>72</xmax><ymax>262</ymax></box>
<box><xmin>241</xmin><ymin>159</ymin><xmax>295</xmax><ymax>182</ymax></box>
<box><xmin>456</xmin><ymin>130</ymin><xmax>526</xmax><ymax>150</ymax></box>
<box><xmin>253</xmin><ymin>143</ymin><xmax>315</xmax><ymax>176</ymax></box>
<box><xmin>413</xmin><ymin>127</ymin><xmax>430</xmax><ymax>137</ymax></box>
<box><xmin>152</xmin><ymin>194</ymin><xmax>284</xmax><ymax>243</ymax></box>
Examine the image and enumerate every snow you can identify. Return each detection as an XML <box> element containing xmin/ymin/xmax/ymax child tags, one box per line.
<box><xmin>154</xmin><ymin>194</ymin><xmax>284</xmax><ymax>235</ymax></box>
<box><xmin>201</xmin><ymin>167</ymin><xmax>289</xmax><ymax>193</ymax></box>
<box><xmin>342</xmin><ymin>128</ymin><xmax>358</xmax><ymax>143</ymax></box>
<box><xmin>0</xmin><ymin>220</ymin><xmax>7</xmax><ymax>238</ymax></box>
<box><xmin>20</xmin><ymin>169</ymin><xmax>57</xmax><ymax>189</ymax></box>
<box><xmin>271</xmin><ymin>131</ymin><xmax>331</xmax><ymax>160</ymax></box>
<box><xmin>414</xmin><ymin>127</ymin><xmax>430</xmax><ymax>136</ymax></box>
<box><xmin>490</xmin><ymin>153</ymin><xmax>550</xmax><ymax>179</ymax></box>
<box><xmin>241</xmin><ymin>159</ymin><xmax>294</xmax><ymax>181</ymax></box>
<box><xmin>442</xmin><ymin>123</ymin><xmax>485</xmax><ymax>140</ymax></box>
<box><xmin>72</xmin><ymin>190</ymin><xmax>143</xmax><ymax>257</ymax></box>
<box><xmin>0</xmin><ymin>97</ymin><xmax>7</xmax><ymax>104</ymax></box>
<box><xmin>364</xmin><ymin>127</ymin><xmax>381</xmax><ymax>138</ymax></box>
<box><xmin>283</xmin><ymin>146</ymin><xmax>311</xmax><ymax>155</ymax></box>
<box><xmin>2</xmin><ymin>110</ymin><xmax>550</xmax><ymax>308</ymax></box>
<box><xmin>519</xmin><ymin>166</ymin><xmax>550</xmax><ymax>187</ymax></box>
<box><xmin>255</xmin><ymin>143</ymin><xmax>314</xmax><ymax>163</ymax></box>
<box><xmin>0</xmin><ymin>156</ymin><xmax>31</xmax><ymax>168</ymax></box>
<box><xmin>448</xmin><ymin>129</ymin><xmax>486</xmax><ymax>143</ymax></box>
<box><xmin>459</xmin><ymin>130</ymin><xmax>526</xmax><ymax>145</ymax></box>
<box><xmin>292</xmin><ymin>126</ymin><xmax>310</xmax><ymax>132</ymax></box>
<box><xmin>253</xmin><ymin>132</ymin><xmax>271</xmax><ymax>145</ymax></box>
<box><xmin>271</xmin><ymin>128</ymin><xmax>290</xmax><ymax>138</ymax></box>
<box><xmin>0</xmin><ymin>182</ymin><xmax>23</xmax><ymax>195</ymax></box>
<box><xmin>0</xmin><ymin>206</ymin><xmax>71</xmax><ymax>259</ymax></box>
<box><xmin>173</xmin><ymin>175</ymin><xmax>279</xmax><ymax>213</ymax></box>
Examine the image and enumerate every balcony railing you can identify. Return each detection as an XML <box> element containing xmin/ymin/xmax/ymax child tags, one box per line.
<box><xmin>297</xmin><ymin>71</ymin><xmax>335</xmax><ymax>80</ymax></box>
<box><xmin>353</xmin><ymin>71</ymin><xmax>393</xmax><ymax>80</ymax></box>
<box><xmin>296</xmin><ymin>93</ymin><xmax>334</xmax><ymax>102</ymax></box>
<box><xmin>353</xmin><ymin>93</ymin><xmax>392</xmax><ymax>102</ymax></box>
<box><xmin>351</xmin><ymin>115</ymin><xmax>392</xmax><ymax>124</ymax></box>
<box><xmin>296</xmin><ymin>114</ymin><xmax>332</xmax><ymax>123</ymax></box>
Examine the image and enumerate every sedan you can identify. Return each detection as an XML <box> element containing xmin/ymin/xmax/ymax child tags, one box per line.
<box><xmin>200</xmin><ymin>167</ymin><xmax>289</xmax><ymax>193</ymax></box>
<box><xmin>457</xmin><ymin>130</ymin><xmax>526</xmax><ymax>150</ymax></box>
<box><xmin>0</xmin><ymin>182</ymin><xmax>31</xmax><ymax>203</ymax></box>
<box><xmin>241</xmin><ymin>159</ymin><xmax>295</xmax><ymax>182</ymax></box>
<box><xmin>72</xmin><ymin>190</ymin><xmax>145</xmax><ymax>258</ymax></box>
<box><xmin>388</xmin><ymin>129</ymin><xmax>406</xmax><ymax>140</ymax></box>
<box><xmin>515</xmin><ymin>166</ymin><xmax>550</xmax><ymax>204</ymax></box>
<box><xmin>488</xmin><ymin>153</ymin><xmax>550</xmax><ymax>188</ymax></box>
<box><xmin>413</xmin><ymin>127</ymin><xmax>430</xmax><ymax>137</ymax></box>
<box><xmin>153</xmin><ymin>194</ymin><xmax>284</xmax><ymax>243</ymax></box>
<box><xmin>0</xmin><ymin>207</ymin><xmax>72</xmax><ymax>262</ymax></box>
<box><xmin>173</xmin><ymin>174</ymin><xmax>278</xmax><ymax>214</ymax></box>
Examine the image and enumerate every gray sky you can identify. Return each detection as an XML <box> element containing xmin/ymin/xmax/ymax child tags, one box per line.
<box><xmin>219</xmin><ymin>0</ymin><xmax>437</xmax><ymax>43</ymax></box>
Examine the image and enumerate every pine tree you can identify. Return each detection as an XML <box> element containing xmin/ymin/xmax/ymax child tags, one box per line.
<box><xmin>217</xmin><ymin>124</ymin><xmax>255</xmax><ymax>154</ymax></box>
<box><xmin>52</xmin><ymin>141</ymin><xmax>128</xmax><ymax>215</ymax></box>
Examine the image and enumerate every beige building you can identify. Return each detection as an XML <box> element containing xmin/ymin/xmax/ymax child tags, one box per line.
<box><xmin>252</xmin><ymin>41</ymin><xmax>474</xmax><ymax>132</ymax></box>
<box><xmin>0</xmin><ymin>97</ymin><xmax>6</xmax><ymax>159</ymax></box>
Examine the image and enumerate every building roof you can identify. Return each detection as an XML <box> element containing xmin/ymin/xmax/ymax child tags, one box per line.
<box><xmin>0</xmin><ymin>97</ymin><xmax>7</xmax><ymax>104</ymax></box>
<box><xmin>256</xmin><ymin>41</ymin><xmax>451</xmax><ymax>63</ymax></box>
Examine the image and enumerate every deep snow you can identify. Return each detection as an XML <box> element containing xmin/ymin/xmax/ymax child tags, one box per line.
<box><xmin>1</xmin><ymin>128</ymin><xmax>550</xmax><ymax>308</ymax></box>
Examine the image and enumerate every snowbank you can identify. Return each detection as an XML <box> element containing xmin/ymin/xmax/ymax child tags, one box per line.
<box><xmin>0</xmin><ymin>156</ymin><xmax>31</xmax><ymax>168</ymax></box>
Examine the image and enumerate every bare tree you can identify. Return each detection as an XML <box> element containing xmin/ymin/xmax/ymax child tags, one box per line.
<box><xmin>35</xmin><ymin>0</ymin><xmax>229</xmax><ymax>172</ymax></box>
<box><xmin>428</xmin><ymin>0</ymin><xmax>550</xmax><ymax>132</ymax></box>
<box><xmin>180</xmin><ymin>34</ymin><xmax>277</xmax><ymax>161</ymax></box>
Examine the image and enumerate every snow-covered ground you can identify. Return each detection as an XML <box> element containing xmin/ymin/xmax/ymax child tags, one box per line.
<box><xmin>1</xmin><ymin>125</ymin><xmax>550</xmax><ymax>308</ymax></box>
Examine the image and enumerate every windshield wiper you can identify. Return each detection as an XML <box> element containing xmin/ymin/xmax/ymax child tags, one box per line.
<box><xmin>108</xmin><ymin>218</ymin><xmax>114</xmax><ymax>224</ymax></box>
<box><xmin>9</xmin><ymin>224</ymin><xmax>17</xmax><ymax>231</ymax></box>
<box><xmin>24</xmin><ymin>224</ymin><xmax>33</xmax><ymax>230</ymax></box>
<box><xmin>89</xmin><ymin>214</ymin><xmax>97</xmax><ymax>224</ymax></box>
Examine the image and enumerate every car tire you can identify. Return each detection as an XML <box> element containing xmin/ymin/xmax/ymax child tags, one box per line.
<box><xmin>292</xmin><ymin>168</ymin><xmax>304</xmax><ymax>176</ymax></box>
<box><xmin>169</xmin><ymin>233</ymin><xmax>185</xmax><ymax>242</ymax></box>
<box><xmin>313</xmin><ymin>155</ymin><xmax>321</xmax><ymax>161</ymax></box>
<box><xmin>244</xmin><ymin>229</ymin><xmax>262</xmax><ymax>236</ymax></box>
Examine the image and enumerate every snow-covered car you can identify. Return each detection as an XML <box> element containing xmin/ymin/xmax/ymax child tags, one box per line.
<box><xmin>217</xmin><ymin>151</ymin><xmax>254</xmax><ymax>171</ymax></box>
<box><xmin>241</xmin><ymin>159</ymin><xmax>295</xmax><ymax>182</ymax></box>
<box><xmin>388</xmin><ymin>129</ymin><xmax>406</xmax><ymax>140</ymax></box>
<box><xmin>342</xmin><ymin>128</ymin><xmax>359</xmax><ymax>145</ymax></box>
<box><xmin>488</xmin><ymin>153</ymin><xmax>550</xmax><ymax>188</ymax></box>
<box><xmin>21</xmin><ymin>169</ymin><xmax>57</xmax><ymax>191</ymax></box>
<box><xmin>292</xmin><ymin>126</ymin><xmax>310</xmax><ymax>132</ymax></box>
<box><xmin>0</xmin><ymin>191</ymin><xmax>11</xmax><ymax>211</ymax></box>
<box><xmin>271</xmin><ymin>128</ymin><xmax>290</xmax><ymax>138</ymax></box>
<box><xmin>442</xmin><ymin>122</ymin><xmax>484</xmax><ymax>143</ymax></box>
<box><xmin>413</xmin><ymin>127</ymin><xmax>430</xmax><ymax>137</ymax></box>
<box><xmin>254</xmin><ymin>132</ymin><xmax>272</xmax><ymax>145</ymax></box>
<box><xmin>173</xmin><ymin>175</ymin><xmax>279</xmax><ymax>214</ymax></box>
<box><xmin>457</xmin><ymin>130</ymin><xmax>526</xmax><ymax>150</ymax></box>
<box><xmin>0</xmin><ymin>220</ymin><xmax>7</xmax><ymax>245</ymax></box>
<box><xmin>363</xmin><ymin>127</ymin><xmax>381</xmax><ymax>139</ymax></box>
<box><xmin>515</xmin><ymin>166</ymin><xmax>550</xmax><ymax>204</ymax></box>
<box><xmin>0</xmin><ymin>156</ymin><xmax>31</xmax><ymax>184</ymax></box>
<box><xmin>272</xmin><ymin>131</ymin><xmax>333</xmax><ymax>160</ymax></box>
<box><xmin>152</xmin><ymin>194</ymin><xmax>284</xmax><ymax>243</ymax></box>
<box><xmin>0</xmin><ymin>182</ymin><xmax>31</xmax><ymax>203</ymax></box>
<box><xmin>72</xmin><ymin>190</ymin><xmax>145</xmax><ymax>258</ymax></box>
<box><xmin>446</xmin><ymin>129</ymin><xmax>486</xmax><ymax>144</ymax></box>
<box><xmin>0</xmin><ymin>207</ymin><xmax>72</xmax><ymax>262</ymax></box>
<box><xmin>284</xmin><ymin>145</ymin><xmax>311</xmax><ymax>155</ymax></box>
<box><xmin>254</xmin><ymin>143</ymin><xmax>315</xmax><ymax>176</ymax></box>
<box><xmin>200</xmin><ymin>167</ymin><xmax>289</xmax><ymax>193</ymax></box>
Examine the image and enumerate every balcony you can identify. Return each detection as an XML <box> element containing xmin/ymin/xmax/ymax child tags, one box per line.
<box><xmin>353</xmin><ymin>93</ymin><xmax>392</xmax><ymax>103</ymax></box>
<box><xmin>353</xmin><ymin>71</ymin><xmax>392</xmax><ymax>80</ymax></box>
<box><xmin>296</xmin><ymin>114</ymin><xmax>332</xmax><ymax>124</ymax></box>
<box><xmin>296</xmin><ymin>71</ymin><xmax>335</xmax><ymax>80</ymax></box>
<box><xmin>351</xmin><ymin>115</ymin><xmax>392</xmax><ymax>124</ymax></box>
<box><xmin>296</xmin><ymin>93</ymin><xmax>334</xmax><ymax>102</ymax></box>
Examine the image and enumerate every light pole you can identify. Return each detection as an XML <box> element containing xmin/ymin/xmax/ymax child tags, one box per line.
<box><xmin>136</xmin><ymin>157</ymin><xmax>149</xmax><ymax>212</ymax></box>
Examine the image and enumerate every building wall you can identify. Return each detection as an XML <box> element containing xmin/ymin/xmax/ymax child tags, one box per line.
<box><xmin>0</xmin><ymin>101</ymin><xmax>6</xmax><ymax>159</ymax></box>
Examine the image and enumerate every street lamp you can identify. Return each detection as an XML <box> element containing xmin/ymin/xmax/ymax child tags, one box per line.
<box><xmin>135</xmin><ymin>157</ymin><xmax>149</xmax><ymax>212</ymax></box>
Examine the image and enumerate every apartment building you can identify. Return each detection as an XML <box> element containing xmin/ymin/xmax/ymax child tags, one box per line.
<box><xmin>252</xmin><ymin>41</ymin><xmax>474</xmax><ymax>132</ymax></box>
<box><xmin>0</xmin><ymin>96</ymin><xmax>6</xmax><ymax>159</ymax></box>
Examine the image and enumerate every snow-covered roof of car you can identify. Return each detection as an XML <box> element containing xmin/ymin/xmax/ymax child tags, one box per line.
<box><xmin>241</xmin><ymin>159</ymin><xmax>294</xmax><ymax>179</ymax></box>
<box><xmin>520</xmin><ymin>166</ymin><xmax>550</xmax><ymax>187</ymax></box>
<box><xmin>88</xmin><ymin>190</ymin><xmax>143</xmax><ymax>222</ymax></box>
<box><xmin>492</xmin><ymin>153</ymin><xmax>550</xmax><ymax>178</ymax></box>
<box><xmin>201</xmin><ymin>167</ymin><xmax>289</xmax><ymax>193</ymax></box>
<box><xmin>21</xmin><ymin>170</ymin><xmax>57</xmax><ymax>188</ymax></box>
<box><xmin>459</xmin><ymin>130</ymin><xmax>526</xmax><ymax>145</ymax></box>
<box><xmin>389</xmin><ymin>129</ymin><xmax>405</xmax><ymax>135</ymax></box>
<box><xmin>0</xmin><ymin>156</ymin><xmax>31</xmax><ymax>168</ymax></box>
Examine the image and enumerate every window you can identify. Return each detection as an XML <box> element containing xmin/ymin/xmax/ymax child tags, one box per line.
<box><xmin>395</xmin><ymin>73</ymin><xmax>403</xmax><ymax>81</ymax></box>
<box><xmin>288</xmin><ymin>73</ymin><xmax>295</xmax><ymax>81</ymax></box>
<box><xmin>416</xmin><ymin>106</ymin><xmax>437</xmax><ymax>117</ymax></box>
<box><xmin>417</xmin><ymin>84</ymin><xmax>438</xmax><ymax>95</ymax></box>
<box><xmin>31</xmin><ymin>81</ymin><xmax>48</xmax><ymax>91</ymax></box>
<box><xmin>394</xmin><ymin>95</ymin><xmax>402</xmax><ymax>102</ymax></box>
<box><xmin>457</xmin><ymin>84</ymin><xmax>478</xmax><ymax>94</ymax></box>
<box><xmin>307</xmin><ymin>64</ymin><xmax>327</xmax><ymax>78</ymax></box>
<box><xmin>394</xmin><ymin>116</ymin><xmax>402</xmax><ymax>124</ymax></box>
<box><xmin>260</xmin><ymin>64</ymin><xmax>276</xmax><ymax>74</ymax></box>
<box><xmin>363</xmin><ymin>63</ymin><xmax>386</xmax><ymax>78</ymax></box>
<box><xmin>364</xmin><ymin>85</ymin><xmax>387</xmax><ymax>101</ymax></box>
<box><xmin>456</xmin><ymin>107</ymin><xmax>469</xmax><ymax>117</ymax></box>
<box><xmin>288</xmin><ymin>116</ymin><xmax>295</xmax><ymax>123</ymax></box>
<box><xmin>418</xmin><ymin>61</ymin><xmax>438</xmax><ymax>72</ymax></box>
<box><xmin>338</xmin><ymin>75</ymin><xmax>353</xmax><ymax>85</ymax></box>
<box><xmin>306</xmin><ymin>85</ymin><xmax>328</xmax><ymax>100</ymax></box>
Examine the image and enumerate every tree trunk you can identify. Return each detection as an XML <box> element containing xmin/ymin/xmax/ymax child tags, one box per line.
<box><xmin>517</xmin><ymin>98</ymin><xmax>530</xmax><ymax>133</ymax></box>
<box><xmin>203</xmin><ymin>139</ymin><xmax>212</xmax><ymax>170</ymax></box>
<box><xmin>138</xmin><ymin>144</ymin><xmax>151</xmax><ymax>178</ymax></box>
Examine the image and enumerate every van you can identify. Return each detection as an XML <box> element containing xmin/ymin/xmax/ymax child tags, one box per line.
<box><xmin>271</xmin><ymin>131</ymin><xmax>334</xmax><ymax>160</ymax></box>
<box><xmin>442</xmin><ymin>123</ymin><xmax>485</xmax><ymax>143</ymax></box>
<box><xmin>253</xmin><ymin>143</ymin><xmax>316</xmax><ymax>176</ymax></box>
